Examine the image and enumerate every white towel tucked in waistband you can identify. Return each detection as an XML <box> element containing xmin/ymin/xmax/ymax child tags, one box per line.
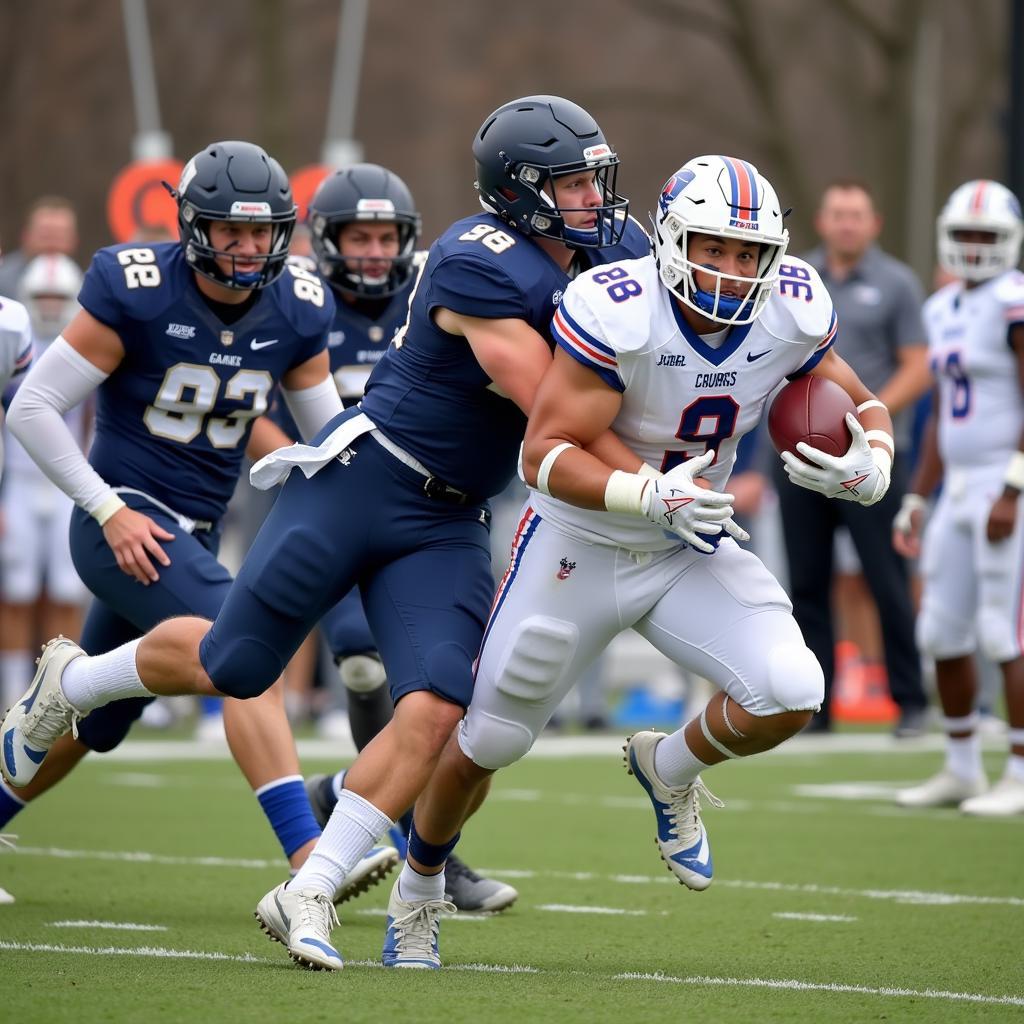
<box><xmin>249</xmin><ymin>412</ymin><xmax>376</xmax><ymax>491</ymax></box>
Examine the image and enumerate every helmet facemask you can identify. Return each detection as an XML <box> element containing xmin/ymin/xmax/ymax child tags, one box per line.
<box><xmin>180</xmin><ymin>200</ymin><xmax>296</xmax><ymax>290</ymax></box>
<box><xmin>937</xmin><ymin>222</ymin><xmax>1023</xmax><ymax>282</ymax></box>
<box><xmin>656</xmin><ymin>210</ymin><xmax>787</xmax><ymax>326</ymax></box>
<box><xmin>311</xmin><ymin>209</ymin><xmax>419</xmax><ymax>299</ymax></box>
<box><xmin>936</xmin><ymin>180</ymin><xmax>1024</xmax><ymax>283</ymax></box>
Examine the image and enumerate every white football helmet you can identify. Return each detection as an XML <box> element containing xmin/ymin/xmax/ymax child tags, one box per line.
<box><xmin>937</xmin><ymin>180</ymin><xmax>1023</xmax><ymax>282</ymax></box>
<box><xmin>652</xmin><ymin>155</ymin><xmax>788</xmax><ymax>326</ymax></box>
<box><xmin>18</xmin><ymin>253</ymin><xmax>83</xmax><ymax>341</ymax></box>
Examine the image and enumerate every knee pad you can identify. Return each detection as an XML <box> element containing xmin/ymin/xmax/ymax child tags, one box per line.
<box><xmin>916</xmin><ymin>604</ymin><xmax>975</xmax><ymax>660</ymax></box>
<box><xmin>494</xmin><ymin>616</ymin><xmax>578</xmax><ymax>703</ymax></box>
<box><xmin>337</xmin><ymin>653</ymin><xmax>387</xmax><ymax>694</ymax></box>
<box><xmin>978</xmin><ymin>605</ymin><xmax>1017</xmax><ymax>663</ymax></box>
<box><xmin>765</xmin><ymin>642</ymin><xmax>824</xmax><ymax>712</ymax></box>
<box><xmin>458</xmin><ymin>711</ymin><xmax>536</xmax><ymax>771</ymax></box>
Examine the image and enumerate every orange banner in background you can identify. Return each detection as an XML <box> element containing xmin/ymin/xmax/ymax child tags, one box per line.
<box><xmin>106</xmin><ymin>158</ymin><xmax>184</xmax><ymax>243</ymax></box>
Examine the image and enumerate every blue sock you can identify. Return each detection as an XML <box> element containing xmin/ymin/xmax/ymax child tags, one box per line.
<box><xmin>255</xmin><ymin>776</ymin><xmax>322</xmax><ymax>859</ymax></box>
<box><xmin>408</xmin><ymin>820</ymin><xmax>460</xmax><ymax>868</ymax></box>
<box><xmin>0</xmin><ymin>782</ymin><xmax>25</xmax><ymax>830</ymax></box>
<box><xmin>200</xmin><ymin>696</ymin><xmax>221</xmax><ymax>717</ymax></box>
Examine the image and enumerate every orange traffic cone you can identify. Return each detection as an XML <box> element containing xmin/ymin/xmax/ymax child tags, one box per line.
<box><xmin>832</xmin><ymin>641</ymin><xmax>899</xmax><ymax>724</ymax></box>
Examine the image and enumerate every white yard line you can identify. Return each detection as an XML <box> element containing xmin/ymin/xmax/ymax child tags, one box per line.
<box><xmin>94</xmin><ymin>731</ymin><xmax>1003</xmax><ymax>765</ymax></box>
<box><xmin>0</xmin><ymin>941</ymin><xmax>271</xmax><ymax>963</ymax></box>
<box><xmin>538</xmin><ymin>904</ymin><xmax>652</xmax><ymax>916</ymax></box>
<box><xmin>8</xmin><ymin>844</ymin><xmax>1023</xmax><ymax>908</ymax></box>
<box><xmin>0</xmin><ymin>941</ymin><xmax>534</xmax><ymax>973</ymax></box>
<box><xmin>614</xmin><ymin>971</ymin><xmax>1024</xmax><ymax>1008</ymax></box>
<box><xmin>48</xmin><ymin>920</ymin><xmax>168</xmax><ymax>931</ymax></box>
<box><xmin>0</xmin><ymin>941</ymin><xmax>1015</xmax><ymax>1005</ymax></box>
<box><xmin>772</xmin><ymin>912</ymin><xmax>857</xmax><ymax>923</ymax></box>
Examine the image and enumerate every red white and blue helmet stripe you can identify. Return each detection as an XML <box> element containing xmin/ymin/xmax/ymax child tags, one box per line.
<box><xmin>720</xmin><ymin>156</ymin><xmax>760</xmax><ymax>225</ymax></box>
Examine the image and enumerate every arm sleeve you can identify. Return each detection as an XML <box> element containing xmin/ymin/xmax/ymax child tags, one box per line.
<box><xmin>7</xmin><ymin>336</ymin><xmax>122</xmax><ymax>515</ymax></box>
<box><xmin>280</xmin><ymin>376</ymin><xmax>344</xmax><ymax>442</ymax></box>
<box><xmin>551</xmin><ymin>286</ymin><xmax>625</xmax><ymax>392</ymax></box>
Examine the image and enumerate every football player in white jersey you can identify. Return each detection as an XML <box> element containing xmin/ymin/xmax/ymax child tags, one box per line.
<box><xmin>1</xmin><ymin>255</ymin><xmax>88</xmax><ymax>713</ymax></box>
<box><xmin>894</xmin><ymin>180</ymin><xmax>1024</xmax><ymax>816</ymax></box>
<box><xmin>0</xmin><ymin>286</ymin><xmax>34</xmax><ymax>477</ymax></box>
<box><xmin>390</xmin><ymin>155</ymin><xmax>895</xmax><ymax>962</ymax></box>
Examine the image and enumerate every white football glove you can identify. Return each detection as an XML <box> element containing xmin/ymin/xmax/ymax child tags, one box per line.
<box><xmin>893</xmin><ymin>492</ymin><xmax>928</xmax><ymax>536</ymax></box>
<box><xmin>780</xmin><ymin>412</ymin><xmax>891</xmax><ymax>507</ymax></box>
<box><xmin>640</xmin><ymin>450</ymin><xmax>749</xmax><ymax>553</ymax></box>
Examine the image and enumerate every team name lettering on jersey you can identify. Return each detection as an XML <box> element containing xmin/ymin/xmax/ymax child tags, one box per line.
<box><xmin>695</xmin><ymin>371</ymin><xmax>737</xmax><ymax>388</ymax></box>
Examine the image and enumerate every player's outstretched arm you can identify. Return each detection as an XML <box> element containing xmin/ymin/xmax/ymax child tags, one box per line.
<box><xmin>781</xmin><ymin>349</ymin><xmax>896</xmax><ymax>507</ymax></box>
<box><xmin>7</xmin><ymin>309</ymin><xmax>175</xmax><ymax>585</ymax></box>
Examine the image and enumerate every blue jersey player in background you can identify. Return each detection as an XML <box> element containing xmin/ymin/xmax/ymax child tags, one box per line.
<box><xmin>1</xmin><ymin>96</ymin><xmax>651</xmax><ymax>970</ymax></box>
<box><xmin>0</xmin><ymin>140</ymin><xmax>373</xmax><ymax>888</ymax></box>
<box><xmin>277</xmin><ymin>163</ymin><xmax>514</xmax><ymax>912</ymax></box>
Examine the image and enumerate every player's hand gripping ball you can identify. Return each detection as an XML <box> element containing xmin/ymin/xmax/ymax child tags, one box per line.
<box><xmin>768</xmin><ymin>375</ymin><xmax>856</xmax><ymax>462</ymax></box>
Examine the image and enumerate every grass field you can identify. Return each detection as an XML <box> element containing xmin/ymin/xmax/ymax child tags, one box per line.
<box><xmin>2</xmin><ymin>734</ymin><xmax>1023</xmax><ymax>1023</ymax></box>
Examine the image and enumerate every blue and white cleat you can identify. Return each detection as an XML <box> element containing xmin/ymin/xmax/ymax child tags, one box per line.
<box><xmin>333</xmin><ymin>845</ymin><xmax>400</xmax><ymax>906</ymax></box>
<box><xmin>624</xmin><ymin>731</ymin><xmax>723</xmax><ymax>891</ymax></box>
<box><xmin>381</xmin><ymin>877</ymin><xmax>455</xmax><ymax>969</ymax></box>
<box><xmin>1</xmin><ymin>637</ymin><xmax>85</xmax><ymax>788</ymax></box>
<box><xmin>255</xmin><ymin>881</ymin><xmax>343</xmax><ymax>971</ymax></box>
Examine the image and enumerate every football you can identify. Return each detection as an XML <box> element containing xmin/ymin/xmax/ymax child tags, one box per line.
<box><xmin>768</xmin><ymin>375</ymin><xmax>856</xmax><ymax>461</ymax></box>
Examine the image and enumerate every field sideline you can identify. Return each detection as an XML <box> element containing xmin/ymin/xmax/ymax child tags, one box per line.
<box><xmin>2</xmin><ymin>734</ymin><xmax>1022</xmax><ymax>1023</ymax></box>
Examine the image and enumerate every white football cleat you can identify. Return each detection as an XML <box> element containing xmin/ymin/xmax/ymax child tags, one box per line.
<box><xmin>895</xmin><ymin>769</ymin><xmax>987</xmax><ymax>808</ymax></box>
<box><xmin>625</xmin><ymin>731</ymin><xmax>723</xmax><ymax>891</ymax></box>
<box><xmin>333</xmin><ymin>845</ymin><xmax>400</xmax><ymax>906</ymax></box>
<box><xmin>1</xmin><ymin>637</ymin><xmax>85</xmax><ymax>788</ymax></box>
<box><xmin>959</xmin><ymin>775</ymin><xmax>1024</xmax><ymax>817</ymax></box>
<box><xmin>255</xmin><ymin>881</ymin><xmax>342</xmax><ymax>971</ymax></box>
<box><xmin>381</xmin><ymin>877</ymin><xmax>455</xmax><ymax>969</ymax></box>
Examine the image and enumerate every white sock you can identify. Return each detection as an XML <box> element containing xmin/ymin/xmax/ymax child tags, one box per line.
<box><xmin>1006</xmin><ymin>752</ymin><xmax>1024</xmax><ymax>783</ymax></box>
<box><xmin>0</xmin><ymin>651</ymin><xmax>34</xmax><ymax>709</ymax></box>
<box><xmin>944</xmin><ymin>734</ymin><xmax>983</xmax><ymax>782</ymax></box>
<box><xmin>290</xmin><ymin>789</ymin><xmax>393</xmax><ymax>898</ymax></box>
<box><xmin>61</xmin><ymin>639</ymin><xmax>151</xmax><ymax>711</ymax></box>
<box><xmin>331</xmin><ymin>770</ymin><xmax>346</xmax><ymax>801</ymax></box>
<box><xmin>397</xmin><ymin>861</ymin><xmax>445</xmax><ymax>903</ymax></box>
<box><xmin>654</xmin><ymin>729</ymin><xmax>711</xmax><ymax>788</ymax></box>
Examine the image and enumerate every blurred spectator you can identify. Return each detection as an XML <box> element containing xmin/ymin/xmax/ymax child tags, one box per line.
<box><xmin>773</xmin><ymin>179</ymin><xmax>932</xmax><ymax>734</ymax></box>
<box><xmin>1</xmin><ymin>254</ymin><xmax>89</xmax><ymax>710</ymax></box>
<box><xmin>0</xmin><ymin>197</ymin><xmax>79</xmax><ymax>297</ymax></box>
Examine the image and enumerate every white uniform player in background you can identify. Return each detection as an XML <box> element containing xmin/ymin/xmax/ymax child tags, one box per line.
<box><xmin>0</xmin><ymin>269</ymin><xmax>33</xmax><ymax>905</ymax></box>
<box><xmin>895</xmin><ymin>180</ymin><xmax>1024</xmax><ymax>816</ymax></box>
<box><xmin>0</xmin><ymin>254</ymin><xmax>88</xmax><ymax>713</ymax></box>
<box><xmin>392</xmin><ymin>156</ymin><xmax>896</xmax><ymax>966</ymax></box>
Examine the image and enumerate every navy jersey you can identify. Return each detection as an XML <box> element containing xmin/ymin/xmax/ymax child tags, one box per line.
<box><xmin>360</xmin><ymin>213</ymin><xmax>649</xmax><ymax>499</ymax></box>
<box><xmin>80</xmin><ymin>242</ymin><xmax>333</xmax><ymax>522</ymax></box>
<box><xmin>270</xmin><ymin>261</ymin><xmax>416</xmax><ymax>439</ymax></box>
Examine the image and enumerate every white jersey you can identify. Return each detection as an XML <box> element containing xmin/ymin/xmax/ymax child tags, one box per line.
<box><xmin>539</xmin><ymin>253</ymin><xmax>837</xmax><ymax>550</ymax></box>
<box><xmin>923</xmin><ymin>271</ymin><xmax>1024</xmax><ymax>470</ymax></box>
<box><xmin>0</xmin><ymin>295</ymin><xmax>32</xmax><ymax>393</ymax></box>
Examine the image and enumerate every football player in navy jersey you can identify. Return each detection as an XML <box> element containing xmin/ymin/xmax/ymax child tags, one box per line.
<box><xmin>272</xmin><ymin>164</ymin><xmax>515</xmax><ymax>911</ymax></box>
<box><xmin>1</xmin><ymin>97</ymin><xmax>650</xmax><ymax>970</ymax></box>
<box><xmin>0</xmin><ymin>140</ymin><xmax>370</xmax><ymax>884</ymax></box>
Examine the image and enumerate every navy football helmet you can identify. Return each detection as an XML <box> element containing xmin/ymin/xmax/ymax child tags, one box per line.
<box><xmin>168</xmin><ymin>140</ymin><xmax>296</xmax><ymax>290</ymax></box>
<box><xmin>473</xmin><ymin>95</ymin><xmax>628</xmax><ymax>248</ymax></box>
<box><xmin>308</xmin><ymin>164</ymin><xmax>421</xmax><ymax>298</ymax></box>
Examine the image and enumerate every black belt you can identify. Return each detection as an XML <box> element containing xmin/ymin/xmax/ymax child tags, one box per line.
<box><xmin>422</xmin><ymin>475</ymin><xmax>472</xmax><ymax>505</ymax></box>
